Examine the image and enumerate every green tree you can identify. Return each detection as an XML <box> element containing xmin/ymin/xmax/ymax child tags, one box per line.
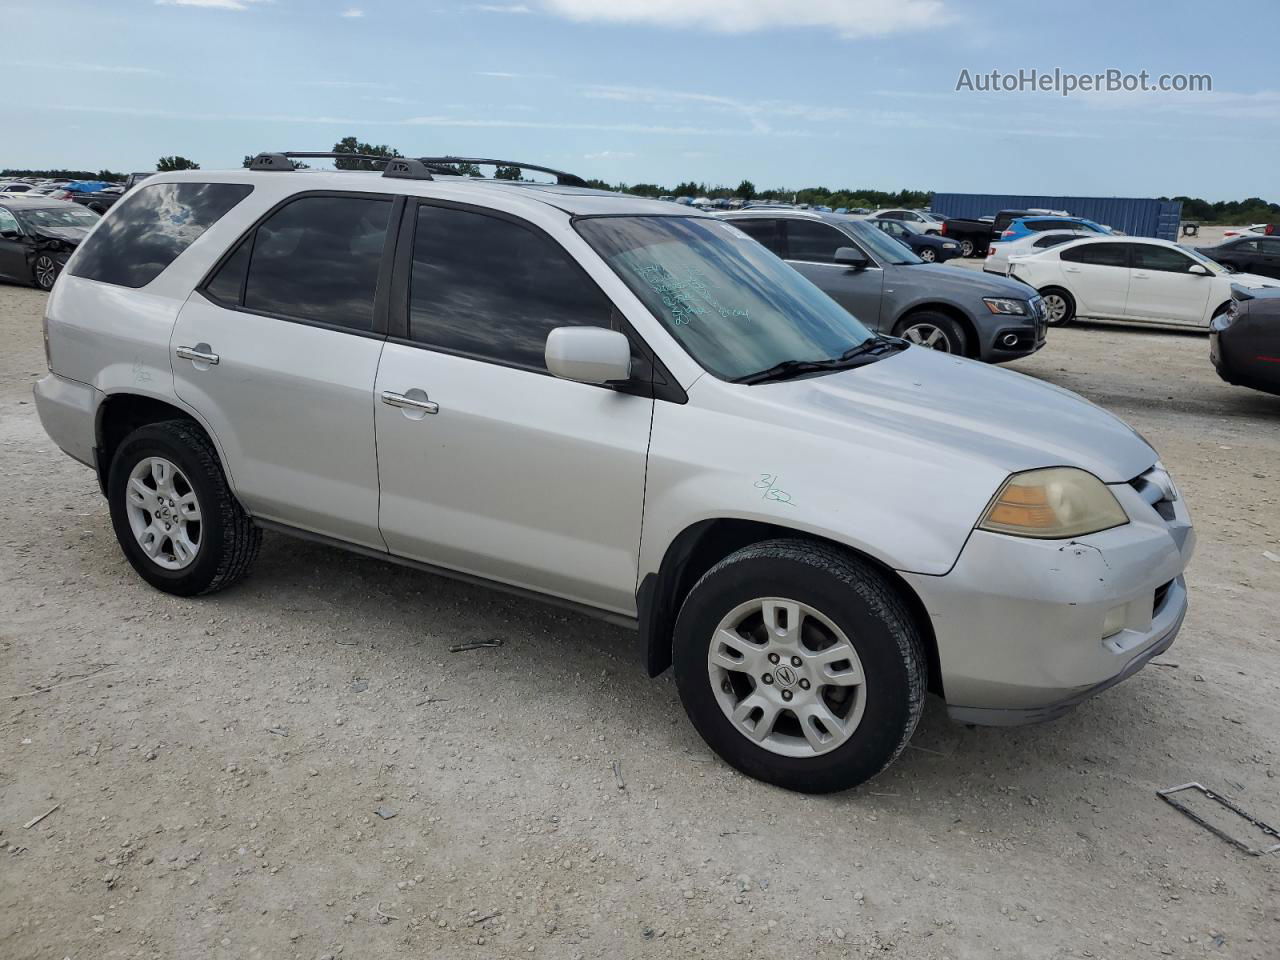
<box><xmin>672</xmin><ymin>181</ymin><xmax>702</xmax><ymax>197</ymax></box>
<box><xmin>493</xmin><ymin>164</ymin><xmax>523</xmax><ymax>181</ymax></box>
<box><xmin>332</xmin><ymin>136</ymin><xmax>402</xmax><ymax>171</ymax></box>
<box><xmin>157</xmin><ymin>155</ymin><xmax>200</xmax><ymax>172</ymax></box>
<box><xmin>735</xmin><ymin>179</ymin><xmax>757</xmax><ymax>200</ymax></box>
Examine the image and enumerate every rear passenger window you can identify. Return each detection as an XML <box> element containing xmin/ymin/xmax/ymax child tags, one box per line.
<box><xmin>785</xmin><ymin>221</ymin><xmax>849</xmax><ymax>263</ymax></box>
<box><xmin>1061</xmin><ymin>243</ymin><xmax>1129</xmax><ymax>267</ymax></box>
<box><xmin>242</xmin><ymin>195</ymin><xmax>391</xmax><ymax>331</ymax></box>
<box><xmin>731</xmin><ymin>219</ymin><xmax>784</xmax><ymax>256</ymax></box>
<box><xmin>1034</xmin><ymin>234</ymin><xmax>1077</xmax><ymax>249</ymax></box>
<box><xmin>204</xmin><ymin>237</ymin><xmax>250</xmax><ymax>305</ymax></box>
<box><xmin>69</xmin><ymin>182</ymin><xmax>252</xmax><ymax>288</ymax></box>
<box><xmin>407</xmin><ymin>204</ymin><xmax>612</xmax><ymax>369</ymax></box>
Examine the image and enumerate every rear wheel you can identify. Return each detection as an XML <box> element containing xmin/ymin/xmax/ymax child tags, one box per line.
<box><xmin>918</xmin><ymin>247</ymin><xmax>937</xmax><ymax>263</ymax></box>
<box><xmin>32</xmin><ymin>253</ymin><xmax>59</xmax><ymax>291</ymax></box>
<box><xmin>673</xmin><ymin>540</ymin><xmax>926</xmax><ymax>794</ymax></box>
<box><xmin>958</xmin><ymin>238</ymin><xmax>975</xmax><ymax>258</ymax></box>
<box><xmin>1041</xmin><ymin>287</ymin><xmax>1076</xmax><ymax>326</ymax></box>
<box><xmin>107</xmin><ymin>420</ymin><xmax>260</xmax><ymax>596</ymax></box>
<box><xmin>894</xmin><ymin>311</ymin><xmax>967</xmax><ymax>355</ymax></box>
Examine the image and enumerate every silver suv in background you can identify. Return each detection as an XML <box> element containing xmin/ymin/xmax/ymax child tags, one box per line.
<box><xmin>722</xmin><ymin>209</ymin><xmax>1048</xmax><ymax>359</ymax></box>
<box><xmin>34</xmin><ymin>154</ymin><xmax>1193</xmax><ymax>793</ymax></box>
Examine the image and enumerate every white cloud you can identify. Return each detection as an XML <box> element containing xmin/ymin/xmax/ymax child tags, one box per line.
<box><xmin>7</xmin><ymin>60</ymin><xmax>161</xmax><ymax>75</ymax></box>
<box><xmin>469</xmin><ymin>3</ymin><xmax>531</xmax><ymax>12</ymax></box>
<box><xmin>538</xmin><ymin>0</ymin><xmax>949</xmax><ymax>37</ymax></box>
<box><xmin>340</xmin><ymin>7</ymin><xmax>364</xmax><ymax>16</ymax></box>
<box><xmin>155</xmin><ymin>0</ymin><xmax>268</xmax><ymax>8</ymax></box>
<box><xmin>584</xmin><ymin>150</ymin><xmax>636</xmax><ymax>160</ymax></box>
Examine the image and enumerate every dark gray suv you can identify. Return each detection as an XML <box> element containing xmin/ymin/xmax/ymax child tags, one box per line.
<box><xmin>723</xmin><ymin>209</ymin><xmax>1047</xmax><ymax>361</ymax></box>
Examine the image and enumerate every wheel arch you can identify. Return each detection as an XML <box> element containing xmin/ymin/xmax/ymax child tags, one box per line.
<box><xmin>94</xmin><ymin>393</ymin><xmax>227</xmax><ymax>496</ymax></box>
<box><xmin>893</xmin><ymin>302</ymin><xmax>979</xmax><ymax>358</ymax></box>
<box><xmin>637</xmin><ymin>518</ymin><xmax>942</xmax><ymax>697</ymax></box>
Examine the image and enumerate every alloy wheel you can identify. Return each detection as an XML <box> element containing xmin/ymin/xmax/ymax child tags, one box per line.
<box><xmin>959</xmin><ymin>239</ymin><xmax>975</xmax><ymax>257</ymax></box>
<box><xmin>901</xmin><ymin>323</ymin><xmax>954</xmax><ymax>352</ymax></box>
<box><xmin>707</xmin><ymin>597</ymin><xmax>867</xmax><ymax>758</ymax></box>
<box><xmin>124</xmin><ymin>457</ymin><xmax>202</xmax><ymax>570</ymax></box>
<box><xmin>1044</xmin><ymin>294</ymin><xmax>1069</xmax><ymax>324</ymax></box>
<box><xmin>919</xmin><ymin>248</ymin><xmax>936</xmax><ymax>262</ymax></box>
<box><xmin>34</xmin><ymin>255</ymin><xmax>57</xmax><ymax>291</ymax></box>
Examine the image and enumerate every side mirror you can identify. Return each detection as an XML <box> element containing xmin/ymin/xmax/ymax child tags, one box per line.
<box><xmin>545</xmin><ymin>327</ymin><xmax>632</xmax><ymax>385</ymax></box>
<box><xmin>1188</xmin><ymin>264</ymin><xmax>1210</xmax><ymax>276</ymax></box>
<box><xmin>834</xmin><ymin>246</ymin><xmax>870</xmax><ymax>271</ymax></box>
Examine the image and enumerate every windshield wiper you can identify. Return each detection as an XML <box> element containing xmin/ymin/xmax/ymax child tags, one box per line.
<box><xmin>732</xmin><ymin>337</ymin><xmax>904</xmax><ymax>385</ymax></box>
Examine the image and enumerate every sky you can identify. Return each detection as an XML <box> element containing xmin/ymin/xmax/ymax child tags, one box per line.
<box><xmin>6</xmin><ymin>0</ymin><xmax>1278</xmax><ymax>200</ymax></box>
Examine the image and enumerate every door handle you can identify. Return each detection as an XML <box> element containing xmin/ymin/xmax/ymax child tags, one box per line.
<box><xmin>1132</xmin><ymin>272</ymin><xmax>1149</xmax><ymax>279</ymax></box>
<box><xmin>381</xmin><ymin>390</ymin><xmax>439</xmax><ymax>415</ymax></box>
<box><xmin>176</xmin><ymin>345</ymin><xmax>219</xmax><ymax>365</ymax></box>
<box><xmin>1064</xmin><ymin>267</ymin><xmax>1082</xmax><ymax>273</ymax></box>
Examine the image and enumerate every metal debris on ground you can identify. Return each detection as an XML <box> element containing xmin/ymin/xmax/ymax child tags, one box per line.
<box><xmin>351</xmin><ymin>679</ymin><xmax>369</xmax><ymax>693</ymax></box>
<box><xmin>1158</xmin><ymin>782</ymin><xmax>1280</xmax><ymax>856</ymax></box>
<box><xmin>612</xmin><ymin>759</ymin><xmax>626</xmax><ymax>791</ymax></box>
<box><xmin>267</xmin><ymin>726</ymin><xmax>289</xmax><ymax>737</ymax></box>
<box><xmin>23</xmin><ymin>802</ymin><xmax>61</xmax><ymax>829</ymax></box>
<box><xmin>374</xmin><ymin>805</ymin><xmax>398</xmax><ymax>820</ymax></box>
<box><xmin>448</xmin><ymin>638</ymin><xmax>504</xmax><ymax>653</ymax></box>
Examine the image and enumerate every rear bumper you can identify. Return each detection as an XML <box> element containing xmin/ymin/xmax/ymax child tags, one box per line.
<box><xmin>33</xmin><ymin>372</ymin><xmax>99</xmax><ymax>468</ymax></box>
<box><xmin>902</xmin><ymin>481</ymin><xmax>1195</xmax><ymax>725</ymax></box>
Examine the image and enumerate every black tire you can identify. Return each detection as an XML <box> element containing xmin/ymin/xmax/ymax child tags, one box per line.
<box><xmin>958</xmin><ymin>238</ymin><xmax>975</xmax><ymax>258</ymax></box>
<box><xmin>893</xmin><ymin>311</ymin><xmax>968</xmax><ymax>355</ymax></box>
<box><xmin>32</xmin><ymin>253</ymin><xmax>59</xmax><ymax>291</ymax></box>
<box><xmin>672</xmin><ymin>539</ymin><xmax>927</xmax><ymax>794</ymax></box>
<box><xmin>107</xmin><ymin>420</ymin><xmax>260</xmax><ymax>597</ymax></box>
<box><xmin>1040</xmin><ymin>286</ymin><xmax>1076</xmax><ymax>326</ymax></box>
<box><xmin>918</xmin><ymin>247</ymin><xmax>937</xmax><ymax>263</ymax></box>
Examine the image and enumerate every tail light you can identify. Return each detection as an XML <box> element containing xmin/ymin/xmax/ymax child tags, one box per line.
<box><xmin>1001</xmin><ymin>229</ymin><xmax>1014</xmax><ymax>238</ymax></box>
<box><xmin>940</xmin><ymin>222</ymin><xmax>947</xmax><ymax>236</ymax></box>
<box><xmin>986</xmin><ymin>245</ymin><xmax>996</xmax><ymax>257</ymax></box>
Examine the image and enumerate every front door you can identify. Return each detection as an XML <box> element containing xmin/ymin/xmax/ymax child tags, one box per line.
<box><xmin>374</xmin><ymin>201</ymin><xmax>653</xmax><ymax>615</ymax></box>
<box><xmin>782</xmin><ymin>219</ymin><xmax>886</xmax><ymax>330</ymax></box>
<box><xmin>171</xmin><ymin>192</ymin><xmax>395</xmax><ymax>548</ymax></box>
<box><xmin>0</xmin><ymin>207</ymin><xmax>28</xmax><ymax>282</ymax></box>
<box><xmin>1126</xmin><ymin>243</ymin><xmax>1212</xmax><ymax>326</ymax></box>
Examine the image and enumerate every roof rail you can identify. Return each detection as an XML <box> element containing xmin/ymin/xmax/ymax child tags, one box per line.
<box><xmin>415</xmin><ymin>156</ymin><xmax>587</xmax><ymax>188</ymax></box>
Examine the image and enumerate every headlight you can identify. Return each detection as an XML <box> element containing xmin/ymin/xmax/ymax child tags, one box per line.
<box><xmin>984</xmin><ymin>297</ymin><xmax>1029</xmax><ymax>315</ymax></box>
<box><xmin>978</xmin><ymin>467</ymin><xmax>1128</xmax><ymax>539</ymax></box>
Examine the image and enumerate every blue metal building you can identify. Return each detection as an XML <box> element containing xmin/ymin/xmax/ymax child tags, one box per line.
<box><xmin>929</xmin><ymin>193</ymin><xmax>1183</xmax><ymax>241</ymax></box>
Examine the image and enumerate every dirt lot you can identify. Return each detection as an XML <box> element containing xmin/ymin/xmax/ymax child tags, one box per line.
<box><xmin>1</xmin><ymin>282</ymin><xmax>1278</xmax><ymax>960</ymax></box>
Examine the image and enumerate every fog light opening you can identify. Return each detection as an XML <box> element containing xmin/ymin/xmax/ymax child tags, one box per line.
<box><xmin>1101</xmin><ymin>605</ymin><xmax>1127</xmax><ymax>640</ymax></box>
<box><xmin>1001</xmin><ymin>333</ymin><xmax>1020</xmax><ymax>347</ymax></box>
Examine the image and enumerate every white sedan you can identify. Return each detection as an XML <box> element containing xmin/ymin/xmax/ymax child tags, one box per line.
<box><xmin>984</xmin><ymin>230</ymin><xmax>1092</xmax><ymax>276</ymax></box>
<box><xmin>1008</xmin><ymin>236</ymin><xmax>1279</xmax><ymax>328</ymax></box>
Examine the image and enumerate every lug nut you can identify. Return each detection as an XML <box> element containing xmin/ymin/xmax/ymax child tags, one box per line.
<box><xmin>768</xmin><ymin>653</ymin><xmax>780</xmax><ymax>664</ymax></box>
<box><xmin>790</xmin><ymin>656</ymin><xmax>802</xmax><ymax>667</ymax></box>
<box><xmin>781</xmin><ymin>689</ymin><xmax>793</xmax><ymax>701</ymax></box>
<box><xmin>799</xmin><ymin>679</ymin><xmax>810</xmax><ymax>690</ymax></box>
<box><xmin>762</xmin><ymin>673</ymin><xmax>773</xmax><ymax>684</ymax></box>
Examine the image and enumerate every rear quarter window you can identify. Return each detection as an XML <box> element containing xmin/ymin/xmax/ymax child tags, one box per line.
<box><xmin>69</xmin><ymin>181</ymin><xmax>253</xmax><ymax>288</ymax></box>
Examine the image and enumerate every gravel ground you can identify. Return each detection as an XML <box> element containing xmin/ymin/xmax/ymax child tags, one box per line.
<box><xmin>1</xmin><ymin>281</ymin><xmax>1278</xmax><ymax>960</ymax></box>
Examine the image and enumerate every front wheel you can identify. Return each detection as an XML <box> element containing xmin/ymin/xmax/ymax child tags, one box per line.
<box><xmin>918</xmin><ymin>247</ymin><xmax>937</xmax><ymax>263</ymax></box>
<box><xmin>107</xmin><ymin>420</ymin><xmax>261</xmax><ymax>596</ymax></box>
<box><xmin>33</xmin><ymin>253</ymin><xmax>59</xmax><ymax>291</ymax></box>
<box><xmin>894</xmin><ymin>312</ymin><xmax>967</xmax><ymax>355</ymax></box>
<box><xmin>673</xmin><ymin>540</ymin><xmax>927</xmax><ymax>793</ymax></box>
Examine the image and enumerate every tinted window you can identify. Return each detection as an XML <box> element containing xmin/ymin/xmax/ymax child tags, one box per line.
<box><xmin>243</xmin><ymin>195</ymin><xmax>390</xmax><ymax>331</ymax></box>
<box><xmin>69</xmin><ymin>182</ymin><xmax>252</xmax><ymax>288</ymax></box>
<box><xmin>1261</xmin><ymin>238</ymin><xmax>1280</xmax><ymax>254</ymax></box>
<box><xmin>785</xmin><ymin>221</ymin><xmax>850</xmax><ymax>263</ymax></box>
<box><xmin>1230</xmin><ymin>239</ymin><xmax>1259</xmax><ymax>252</ymax></box>
<box><xmin>1026</xmin><ymin>219</ymin><xmax>1078</xmax><ymax>231</ymax></box>
<box><xmin>731</xmin><ymin>218</ymin><xmax>784</xmax><ymax>256</ymax></box>
<box><xmin>204</xmin><ymin>236</ymin><xmax>251</xmax><ymax>305</ymax></box>
<box><xmin>1061</xmin><ymin>243</ymin><xmax>1129</xmax><ymax>267</ymax></box>
<box><xmin>1034</xmin><ymin>234</ymin><xmax>1079</xmax><ymax>249</ymax></box>
<box><xmin>1130</xmin><ymin>244</ymin><xmax>1195</xmax><ymax>273</ymax></box>
<box><xmin>408</xmin><ymin>204</ymin><xmax>611</xmax><ymax>368</ymax></box>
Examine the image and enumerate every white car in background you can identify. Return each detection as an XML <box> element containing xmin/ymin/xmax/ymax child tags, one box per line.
<box><xmin>1009</xmin><ymin>236</ymin><xmax>1279</xmax><ymax>328</ymax></box>
<box><xmin>1222</xmin><ymin>223</ymin><xmax>1272</xmax><ymax>238</ymax></box>
<box><xmin>869</xmin><ymin>209</ymin><xmax>944</xmax><ymax>234</ymax></box>
<box><xmin>985</xmin><ymin>230</ymin><xmax>1092</xmax><ymax>276</ymax></box>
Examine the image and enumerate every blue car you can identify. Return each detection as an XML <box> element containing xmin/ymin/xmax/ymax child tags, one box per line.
<box><xmin>999</xmin><ymin>215</ymin><xmax>1113</xmax><ymax>243</ymax></box>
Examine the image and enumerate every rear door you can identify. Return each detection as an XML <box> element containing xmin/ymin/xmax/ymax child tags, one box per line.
<box><xmin>172</xmin><ymin>192</ymin><xmax>395</xmax><ymax>548</ymax></box>
<box><xmin>1058</xmin><ymin>242</ymin><xmax>1132</xmax><ymax>317</ymax></box>
<box><xmin>0</xmin><ymin>207</ymin><xmax>27</xmax><ymax>281</ymax></box>
<box><xmin>782</xmin><ymin>219</ymin><xmax>885</xmax><ymax>330</ymax></box>
<box><xmin>1253</xmin><ymin>238</ymin><xmax>1280</xmax><ymax>279</ymax></box>
<box><xmin>1126</xmin><ymin>243</ymin><xmax>1213</xmax><ymax>325</ymax></box>
<box><xmin>372</xmin><ymin>200</ymin><xmax>654</xmax><ymax>614</ymax></box>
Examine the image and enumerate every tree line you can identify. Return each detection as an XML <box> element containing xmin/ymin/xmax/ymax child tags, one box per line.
<box><xmin>6</xmin><ymin>139</ymin><xmax>1278</xmax><ymax>225</ymax></box>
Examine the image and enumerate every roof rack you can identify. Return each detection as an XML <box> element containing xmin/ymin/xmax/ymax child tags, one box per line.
<box><xmin>248</xmin><ymin>152</ymin><xmax>434</xmax><ymax>181</ymax></box>
<box><xmin>415</xmin><ymin>157</ymin><xmax>587</xmax><ymax>188</ymax></box>
<box><xmin>248</xmin><ymin>152</ymin><xmax>589</xmax><ymax>187</ymax></box>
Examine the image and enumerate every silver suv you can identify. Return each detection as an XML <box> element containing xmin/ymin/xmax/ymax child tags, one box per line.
<box><xmin>34</xmin><ymin>154</ymin><xmax>1194</xmax><ymax>793</ymax></box>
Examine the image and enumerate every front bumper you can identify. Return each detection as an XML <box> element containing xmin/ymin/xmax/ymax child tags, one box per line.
<box><xmin>902</xmin><ymin>479</ymin><xmax>1194</xmax><ymax>725</ymax></box>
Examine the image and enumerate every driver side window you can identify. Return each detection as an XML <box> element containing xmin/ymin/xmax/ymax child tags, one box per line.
<box><xmin>0</xmin><ymin>208</ymin><xmax>20</xmax><ymax>235</ymax></box>
<box><xmin>1131</xmin><ymin>245</ymin><xmax>1196</xmax><ymax>273</ymax></box>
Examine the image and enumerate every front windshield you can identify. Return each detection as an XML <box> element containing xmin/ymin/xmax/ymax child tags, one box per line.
<box><xmin>575</xmin><ymin>216</ymin><xmax>875</xmax><ymax>381</ymax></box>
<box><xmin>838</xmin><ymin>218</ymin><xmax>923</xmax><ymax>265</ymax></box>
<box><xmin>17</xmin><ymin>206</ymin><xmax>100</xmax><ymax>229</ymax></box>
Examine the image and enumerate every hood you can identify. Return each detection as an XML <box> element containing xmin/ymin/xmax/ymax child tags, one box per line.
<box><xmin>33</xmin><ymin>225</ymin><xmax>89</xmax><ymax>244</ymax></box>
<box><xmin>905</xmin><ymin>262</ymin><xmax>1035</xmax><ymax>298</ymax></box>
<box><xmin>750</xmin><ymin>347</ymin><xmax>1156</xmax><ymax>484</ymax></box>
<box><xmin>1226</xmin><ymin>271</ymin><xmax>1280</xmax><ymax>290</ymax></box>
